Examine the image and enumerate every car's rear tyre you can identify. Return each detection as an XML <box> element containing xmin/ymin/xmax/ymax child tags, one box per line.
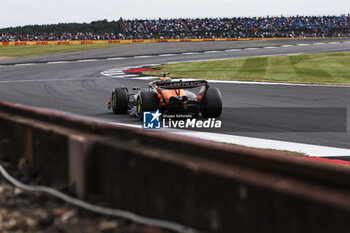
<box><xmin>200</xmin><ymin>87</ymin><xmax>222</xmax><ymax>118</ymax></box>
<box><xmin>111</xmin><ymin>88</ymin><xmax>128</xmax><ymax>114</ymax></box>
<box><xmin>137</xmin><ymin>91</ymin><xmax>159</xmax><ymax>120</ymax></box>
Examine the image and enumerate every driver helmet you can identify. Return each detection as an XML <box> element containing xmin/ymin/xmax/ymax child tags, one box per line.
<box><xmin>160</xmin><ymin>76</ymin><xmax>171</xmax><ymax>82</ymax></box>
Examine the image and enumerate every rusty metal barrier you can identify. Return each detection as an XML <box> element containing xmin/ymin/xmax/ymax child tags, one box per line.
<box><xmin>1</xmin><ymin>100</ymin><xmax>350</xmax><ymax>233</ymax></box>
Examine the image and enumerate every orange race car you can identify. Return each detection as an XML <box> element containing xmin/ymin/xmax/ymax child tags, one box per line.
<box><xmin>108</xmin><ymin>73</ymin><xmax>222</xmax><ymax>120</ymax></box>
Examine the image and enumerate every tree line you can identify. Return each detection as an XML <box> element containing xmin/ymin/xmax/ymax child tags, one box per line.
<box><xmin>0</xmin><ymin>19</ymin><xmax>123</xmax><ymax>34</ymax></box>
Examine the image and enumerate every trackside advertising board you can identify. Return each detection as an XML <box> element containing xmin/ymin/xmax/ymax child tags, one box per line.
<box><xmin>0</xmin><ymin>37</ymin><xmax>341</xmax><ymax>46</ymax></box>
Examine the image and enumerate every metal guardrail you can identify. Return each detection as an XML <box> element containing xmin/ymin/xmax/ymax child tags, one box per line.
<box><xmin>1</xmin><ymin>100</ymin><xmax>350</xmax><ymax>233</ymax></box>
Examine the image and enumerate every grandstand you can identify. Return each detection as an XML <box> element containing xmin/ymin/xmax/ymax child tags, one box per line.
<box><xmin>1</xmin><ymin>15</ymin><xmax>350</xmax><ymax>41</ymax></box>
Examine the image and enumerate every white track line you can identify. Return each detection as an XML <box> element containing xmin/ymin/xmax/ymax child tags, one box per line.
<box><xmin>106</xmin><ymin>57</ymin><xmax>126</xmax><ymax>60</ymax></box>
<box><xmin>47</xmin><ymin>61</ymin><xmax>71</xmax><ymax>64</ymax></box>
<box><xmin>182</xmin><ymin>52</ymin><xmax>200</xmax><ymax>55</ymax></box>
<box><xmin>133</xmin><ymin>56</ymin><xmax>153</xmax><ymax>58</ymax></box>
<box><xmin>163</xmin><ymin>61</ymin><xmax>182</xmax><ymax>64</ymax></box>
<box><xmin>225</xmin><ymin>49</ymin><xmax>241</xmax><ymax>52</ymax></box>
<box><xmin>14</xmin><ymin>63</ymin><xmax>37</xmax><ymax>66</ymax></box>
<box><xmin>118</xmin><ymin>66</ymin><xmax>134</xmax><ymax>70</ymax></box>
<box><xmin>158</xmin><ymin>54</ymin><xmax>176</xmax><ymax>57</ymax></box>
<box><xmin>76</xmin><ymin>59</ymin><xmax>98</xmax><ymax>62</ymax></box>
<box><xmin>263</xmin><ymin>46</ymin><xmax>277</xmax><ymax>49</ymax></box>
<box><xmin>172</xmin><ymin>131</ymin><xmax>350</xmax><ymax>157</ymax></box>
<box><xmin>107</xmin><ymin>74</ymin><xmax>138</xmax><ymax>78</ymax></box>
<box><xmin>103</xmin><ymin>69</ymin><xmax>124</xmax><ymax>72</ymax></box>
<box><xmin>204</xmin><ymin>51</ymin><xmax>221</xmax><ymax>53</ymax></box>
<box><xmin>286</xmin><ymin>53</ymin><xmax>303</xmax><ymax>56</ymax></box>
<box><xmin>104</xmin><ymin>68</ymin><xmax>124</xmax><ymax>71</ymax></box>
<box><xmin>111</xmin><ymin>74</ymin><xmax>138</xmax><ymax>78</ymax></box>
<box><xmin>141</xmin><ymin>64</ymin><xmax>161</xmax><ymax>66</ymax></box>
<box><xmin>104</xmin><ymin>72</ymin><xmax>125</xmax><ymax>75</ymax></box>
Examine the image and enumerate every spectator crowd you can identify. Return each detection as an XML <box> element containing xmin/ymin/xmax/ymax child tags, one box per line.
<box><xmin>0</xmin><ymin>32</ymin><xmax>125</xmax><ymax>42</ymax></box>
<box><xmin>1</xmin><ymin>15</ymin><xmax>350</xmax><ymax>41</ymax></box>
<box><xmin>123</xmin><ymin>15</ymin><xmax>350</xmax><ymax>39</ymax></box>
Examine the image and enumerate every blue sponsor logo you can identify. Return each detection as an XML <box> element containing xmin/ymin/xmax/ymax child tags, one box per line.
<box><xmin>143</xmin><ymin>110</ymin><xmax>161</xmax><ymax>129</ymax></box>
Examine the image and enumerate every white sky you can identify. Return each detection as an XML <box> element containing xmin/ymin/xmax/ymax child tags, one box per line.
<box><xmin>0</xmin><ymin>0</ymin><xmax>349</xmax><ymax>28</ymax></box>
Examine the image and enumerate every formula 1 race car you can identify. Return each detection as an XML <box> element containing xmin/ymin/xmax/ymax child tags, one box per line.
<box><xmin>108</xmin><ymin>73</ymin><xmax>222</xmax><ymax>119</ymax></box>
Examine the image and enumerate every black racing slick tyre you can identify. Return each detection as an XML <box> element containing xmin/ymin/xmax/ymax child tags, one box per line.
<box><xmin>111</xmin><ymin>88</ymin><xmax>128</xmax><ymax>114</ymax></box>
<box><xmin>137</xmin><ymin>91</ymin><xmax>159</xmax><ymax>120</ymax></box>
<box><xmin>200</xmin><ymin>87</ymin><xmax>222</xmax><ymax>118</ymax></box>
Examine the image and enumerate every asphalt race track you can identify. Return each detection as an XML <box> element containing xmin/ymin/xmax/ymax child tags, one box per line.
<box><xmin>1</xmin><ymin>39</ymin><xmax>350</xmax><ymax>156</ymax></box>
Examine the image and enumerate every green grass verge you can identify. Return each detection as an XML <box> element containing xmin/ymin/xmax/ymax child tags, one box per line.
<box><xmin>144</xmin><ymin>52</ymin><xmax>350</xmax><ymax>85</ymax></box>
<box><xmin>0</xmin><ymin>43</ymin><xmax>130</xmax><ymax>58</ymax></box>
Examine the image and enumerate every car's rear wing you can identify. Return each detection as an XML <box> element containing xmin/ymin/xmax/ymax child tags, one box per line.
<box><xmin>153</xmin><ymin>80</ymin><xmax>208</xmax><ymax>89</ymax></box>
